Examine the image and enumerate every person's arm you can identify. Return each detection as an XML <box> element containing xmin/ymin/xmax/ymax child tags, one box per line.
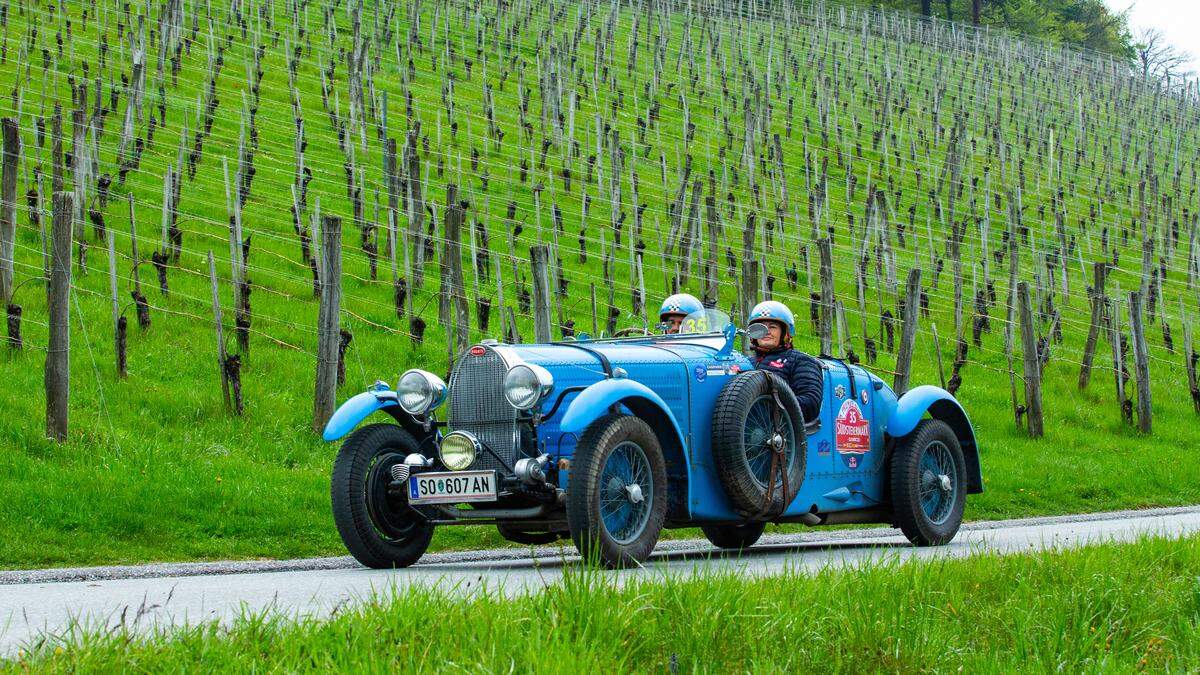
<box><xmin>788</xmin><ymin>354</ymin><xmax>824</xmax><ymax>423</ymax></box>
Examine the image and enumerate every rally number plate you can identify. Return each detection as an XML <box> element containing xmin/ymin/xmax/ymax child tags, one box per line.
<box><xmin>408</xmin><ymin>470</ymin><xmax>497</xmax><ymax>505</ymax></box>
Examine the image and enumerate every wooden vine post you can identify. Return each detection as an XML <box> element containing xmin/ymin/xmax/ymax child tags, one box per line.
<box><xmin>1128</xmin><ymin>291</ymin><xmax>1152</xmax><ymax>433</ymax></box>
<box><xmin>0</xmin><ymin>118</ymin><xmax>17</xmax><ymax>328</ymax></box>
<box><xmin>893</xmin><ymin>267</ymin><xmax>921</xmax><ymax>395</ymax></box>
<box><xmin>443</xmin><ymin>184</ymin><xmax>470</xmax><ymax>360</ymax></box>
<box><xmin>46</xmin><ymin>193</ymin><xmax>73</xmax><ymax>441</ymax></box>
<box><xmin>531</xmin><ymin>245</ymin><xmax>552</xmax><ymax>343</ymax></box>
<box><xmin>208</xmin><ymin>251</ymin><xmax>232</xmax><ymax>412</ymax></box>
<box><xmin>817</xmin><ymin>237</ymin><xmax>834</xmax><ymax>356</ymax></box>
<box><xmin>1017</xmin><ymin>281</ymin><xmax>1043</xmax><ymax>438</ymax></box>
<box><xmin>313</xmin><ymin>216</ymin><xmax>342</xmax><ymax>434</ymax></box>
<box><xmin>106</xmin><ymin>230</ymin><xmax>126</xmax><ymax>378</ymax></box>
<box><xmin>1110</xmin><ymin>288</ymin><xmax>1130</xmax><ymax>424</ymax></box>
<box><xmin>1077</xmin><ymin>261</ymin><xmax>1107</xmax><ymax>389</ymax></box>
<box><xmin>1184</xmin><ymin>322</ymin><xmax>1199</xmax><ymax>414</ymax></box>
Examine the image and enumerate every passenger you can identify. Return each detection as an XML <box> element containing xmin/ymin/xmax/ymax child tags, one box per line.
<box><xmin>658</xmin><ymin>293</ymin><xmax>704</xmax><ymax>334</ymax></box>
<box><xmin>747</xmin><ymin>300</ymin><xmax>824</xmax><ymax>424</ymax></box>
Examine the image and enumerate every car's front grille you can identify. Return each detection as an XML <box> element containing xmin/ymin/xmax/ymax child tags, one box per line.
<box><xmin>448</xmin><ymin>347</ymin><xmax>518</xmax><ymax>472</ymax></box>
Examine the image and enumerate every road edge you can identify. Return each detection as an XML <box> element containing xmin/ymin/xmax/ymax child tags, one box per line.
<box><xmin>4</xmin><ymin>505</ymin><xmax>1197</xmax><ymax>585</ymax></box>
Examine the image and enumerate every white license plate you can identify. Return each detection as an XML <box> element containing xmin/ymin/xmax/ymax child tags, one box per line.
<box><xmin>408</xmin><ymin>470</ymin><xmax>497</xmax><ymax>504</ymax></box>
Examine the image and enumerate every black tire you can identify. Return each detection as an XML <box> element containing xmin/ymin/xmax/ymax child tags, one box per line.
<box><xmin>700</xmin><ymin>521</ymin><xmax>766</xmax><ymax>550</ymax></box>
<box><xmin>331</xmin><ymin>423</ymin><xmax>435</xmax><ymax>568</ymax></box>
<box><xmin>711</xmin><ymin>371</ymin><xmax>807</xmax><ymax>517</ymax></box>
<box><xmin>497</xmin><ymin>523</ymin><xmax>565</xmax><ymax>545</ymax></box>
<box><xmin>567</xmin><ymin>414</ymin><xmax>668</xmax><ymax>568</ymax></box>
<box><xmin>890</xmin><ymin>419</ymin><xmax>967</xmax><ymax>546</ymax></box>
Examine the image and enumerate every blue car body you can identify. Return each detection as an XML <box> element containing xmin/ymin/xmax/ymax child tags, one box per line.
<box><xmin>326</xmin><ymin>327</ymin><xmax>982</xmax><ymax>526</ymax></box>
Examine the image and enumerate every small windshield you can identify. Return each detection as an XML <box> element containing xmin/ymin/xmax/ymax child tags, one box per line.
<box><xmin>678</xmin><ymin>308</ymin><xmax>731</xmax><ymax>334</ymax></box>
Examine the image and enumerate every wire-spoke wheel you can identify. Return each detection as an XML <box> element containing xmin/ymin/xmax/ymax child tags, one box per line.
<box><xmin>890</xmin><ymin>419</ymin><xmax>966</xmax><ymax>546</ymax></box>
<box><xmin>712</xmin><ymin>371</ymin><xmax>806</xmax><ymax>517</ymax></box>
<box><xmin>743</xmin><ymin>395</ymin><xmax>797</xmax><ymax>490</ymax></box>
<box><xmin>598</xmin><ymin>441</ymin><xmax>655</xmax><ymax>544</ymax></box>
<box><xmin>918</xmin><ymin>440</ymin><xmax>958</xmax><ymax>525</ymax></box>
<box><xmin>567</xmin><ymin>414</ymin><xmax>667</xmax><ymax>568</ymax></box>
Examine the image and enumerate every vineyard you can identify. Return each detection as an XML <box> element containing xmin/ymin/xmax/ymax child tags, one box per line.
<box><xmin>1</xmin><ymin>0</ymin><xmax>1199</xmax><ymax>566</ymax></box>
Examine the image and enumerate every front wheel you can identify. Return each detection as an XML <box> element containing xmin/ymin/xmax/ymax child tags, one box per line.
<box><xmin>331</xmin><ymin>423</ymin><xmax>435</xmax><ymax>568</ymax></box>
<box><xmin>567</xmin><ymin>414</ymin><xmax>668</xmax><ymax>568</ymax></box>
<box><xmin>889</xmin><ymin>419</ymin><xmax>967</xmax><ymax>546</ymax></box>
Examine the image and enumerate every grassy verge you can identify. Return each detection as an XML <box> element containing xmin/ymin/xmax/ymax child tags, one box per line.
<box><xmin>8</xmin><ymin>535</ymin><xmax>1200</xmax><ymax>672</ymax></box>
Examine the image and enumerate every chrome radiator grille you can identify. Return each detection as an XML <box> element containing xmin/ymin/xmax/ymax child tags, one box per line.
<box><xmin>448</xmin><ymin>348</ymin><xmax>518</xmax><ymax>472</ymax></box>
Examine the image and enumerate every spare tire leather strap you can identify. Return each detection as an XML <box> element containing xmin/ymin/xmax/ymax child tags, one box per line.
<box><xmin>757</xmin><ymin>372</ymin><xmax>793</xmax><ymax>520</ymax></box>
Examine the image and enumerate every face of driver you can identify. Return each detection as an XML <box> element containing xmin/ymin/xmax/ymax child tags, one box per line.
<box><xmin>661</xmin><ymin>313</ymin><xmax>685</xmax><ymax>334</ymax></box>
<box><xmin>751</xmin><ymin>319</ymin><xmax>785</xmax><ymax>352</ymax></box>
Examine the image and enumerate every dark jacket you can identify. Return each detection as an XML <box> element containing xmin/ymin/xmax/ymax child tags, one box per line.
<box><xmin>752</xmin><ymin>347</ymin><xmax>824</xmax><ymax>423</ymax></box>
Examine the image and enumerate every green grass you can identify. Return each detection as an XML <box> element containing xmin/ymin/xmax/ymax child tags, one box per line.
<box><xmin>0</xmin><ymin>0</ymin><xmax>1198</xmax><ymax>569</ymax></box>
<box><xmin>9</xmin><ymin>535</ymin><xmax>1200</xmax><ymax>671</ymax></box>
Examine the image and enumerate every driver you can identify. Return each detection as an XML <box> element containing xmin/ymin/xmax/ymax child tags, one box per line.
<box><xmin>659</xmin><ymin>293</ymin><xmax>704</xmax><ymax>334</ymax></box>
<box><xmin>747</xmin><ymin>300</ymin><xmax>824</xmax><ymax>424</ymax></box>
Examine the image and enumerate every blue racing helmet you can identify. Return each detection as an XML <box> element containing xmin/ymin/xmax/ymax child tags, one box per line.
<box><xmin>659</xmin><ymin>293</ymin><xmax>704</xmax><ymax>318</ymax></box>
<box><xmin>748</xmin><ymin>300</ymin><xmax>796</xmax><ymax>336</ymax></box>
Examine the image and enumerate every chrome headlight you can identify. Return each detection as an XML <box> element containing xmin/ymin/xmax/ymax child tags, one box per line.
<box><xmin>439</xmin><ymin>431</ymin><xmax>479</xmax><ymax>471</ymax></box>
<box><xmin>396</xmin><ymin>369</ymin><xmax>447</xmax><ymax>415</ymax></box>
<box><xmin>503</xmin><ymin>363</ymin><xmax>554</xmax><ymax>410</ymax></box>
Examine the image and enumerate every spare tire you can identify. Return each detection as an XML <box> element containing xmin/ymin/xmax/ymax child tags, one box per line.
<box><xmin>712</xmin><ymin>370</ymin><xmax>807</xmax><ymax>517</ymax></box>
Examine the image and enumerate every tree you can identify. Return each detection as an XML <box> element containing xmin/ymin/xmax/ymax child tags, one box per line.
<box><xmin>882</xmin><ymin>0</ymin><xmax>1133</xmax><ymax>57</ymax></box>
<box><xmin>1134</xmin><ymin>27</ymin><xmax>1193</xmax><ymax>81</ymax></box>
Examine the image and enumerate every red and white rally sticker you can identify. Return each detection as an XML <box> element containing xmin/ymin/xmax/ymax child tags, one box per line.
<box><xmin>835</xmin><ymin>399</ymin><xmax>870</xmax><ymax>455</ymax></box>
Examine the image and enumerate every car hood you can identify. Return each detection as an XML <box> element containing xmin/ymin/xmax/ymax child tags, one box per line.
<box><xmin>507</xmin><ymin>336</ymin><xmax>726</xmax><ymax>373</ymax></box>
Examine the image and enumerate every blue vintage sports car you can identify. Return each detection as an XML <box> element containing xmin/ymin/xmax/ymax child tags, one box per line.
<box><xmin>323</xmin><ymin>309</ymin><xmax>982</xmax><ymax>568</ymax></box>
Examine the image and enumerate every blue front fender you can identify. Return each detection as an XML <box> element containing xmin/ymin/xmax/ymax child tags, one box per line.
<box><xmin>559</xmin><ymin>378</ymin><xmax>685</xmax><ymax>441</ymax></box>
<box><xmin>322</xmin><ymin>390</ymin><xmax>399</xmax><ymax>441</ymax></box>
<box><xmin>558</xmin><ymin>377</ymin><xmax>692</xmax><ymax>511</ymax></box>
<box><xmin>886</xmin><ymin>385</ymin><xmax>983</xmax><ymax>493</ymax></box>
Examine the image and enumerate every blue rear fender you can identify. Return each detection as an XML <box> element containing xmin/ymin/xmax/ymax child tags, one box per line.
<box><xmin>559</xmin><ymin>378</ymin><xmax>691</xmax><ymax>509</ymax></box>
<box><xmin>886</xmin><ymin>385</ymin><xmax>983</xmax><ymax>494</ymax></box>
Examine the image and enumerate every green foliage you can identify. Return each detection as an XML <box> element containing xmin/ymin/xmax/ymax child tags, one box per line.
<box><xmin>9</xmin><ymin>535</ymin><xmax>1200</xmax><ymax>670</ymax></box>
<box><xmin>870</xmin><ymin>0</ymin><xmax>1135</xmax><ymax>57</ymax></box>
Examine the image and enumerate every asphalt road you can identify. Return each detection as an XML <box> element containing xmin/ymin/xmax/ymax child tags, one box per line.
<box><xmin>2</xmin><ymin>506</ymin><xmax>1199</xmax><ymax>655</ymax></box>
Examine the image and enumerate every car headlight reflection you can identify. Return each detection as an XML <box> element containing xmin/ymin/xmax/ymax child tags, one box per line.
<box><xmin>503</xmin><ymin>363</ymin><xmax>554</xmax><ymax>410</ymax></box>
<box><xmin>439</xmin><ymin>431</ymin><xmax>479</xmax><ymax>471</ymax></box>
<box><xmin>396</xmin><ymin>369</ymin><xmax>447</xmax><ymax>415</ymax></box>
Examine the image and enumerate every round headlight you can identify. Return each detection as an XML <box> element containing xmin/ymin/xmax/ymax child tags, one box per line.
<box><xmin>439</xmin><ymin>431</ymin><xmax>479</xmax><ymax>471</ymax></box>
<box><xmin>396</xmin><ymin>369</ymin><xmax>447</xmax><ymax>415</ymax></box>
<box><xmin>503</xmin><ymin>363</ymin><xmax>553</xmax><ymax>410</ymax></box>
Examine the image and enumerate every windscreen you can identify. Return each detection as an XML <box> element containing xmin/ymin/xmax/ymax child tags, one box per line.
<box><xmin>677</xmin><ymin>308</ymin><xmax>731</xmax><ymax>334</ymax></box>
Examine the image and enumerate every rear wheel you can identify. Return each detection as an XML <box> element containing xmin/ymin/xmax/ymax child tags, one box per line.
<box><xmin>331</xmin><ymin>423</ymin><xmax>434</xmax><ymax>568</ymax></box>
<box><xmin>567</xmin><ymin>414</ymin><xmax>668</xmax><ymax>568</ymax></box>
<box><xmin>700</xmin><ymin>522</ymin><xmax>766</xmax><ymax>550</ymax></box>
<box><xmin>497</xmin><ymin>524</ymin><xmax>565</xmax><ymax>545</ymax></box>
<box><xmin>890</xmin><ymin>419</ymin><xmax>967</xmax><ymax>546</ymax></box>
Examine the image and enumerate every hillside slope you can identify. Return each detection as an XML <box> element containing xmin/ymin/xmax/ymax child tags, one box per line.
<box><xmin>0</xmin><ymin>0</ymin><xmax>1198</xmax><ymax>566</ymax></box>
